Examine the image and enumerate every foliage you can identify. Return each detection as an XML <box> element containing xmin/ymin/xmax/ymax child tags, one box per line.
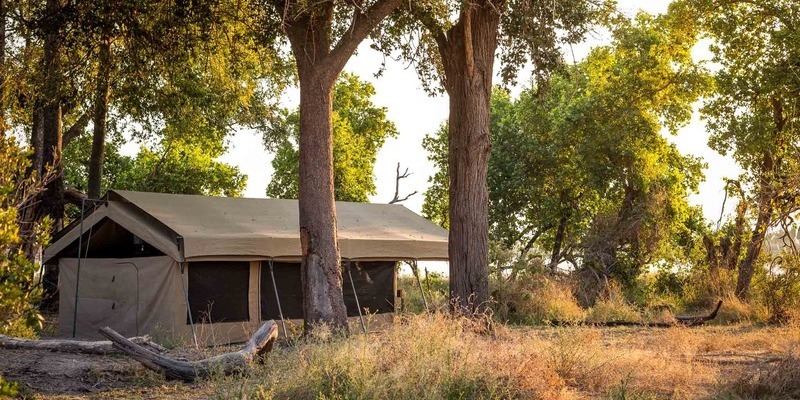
<box><xmin>265</xmin><ymin>73</ymin><xmax>398</xmax><ymax>202</ymax></box>
<box><xmin>0</xmin><ymin>375</ymin><xmax>18</xmax><ymax>398</ymax></box>
<box><xmin>757</xmin><ymin>255</ymin><xmax>800</xmax><ymax>324</ymax></box>
<box><xmin>373</xmin><ymin>0</ymin><xmax>614</xmax><ymax>93</ymax></box>
<box><xmin>491</xmin><ymin>273</ymin><xmax>586</xmax><ymax>325</ymax></box>
<box><xmin>423</xmin><ymin>12</ymin><xmax>709</xmax><ymax>288</ymax></box>
<box><xmin>64</xmin><ymin>133</ymin><xmax>246</xmax><ymax>197</ymax></box>
<box><xmin>682</xmin><ymin>0</ymin><xmax>800</xmax><ymax>299</ymax></box>
<box><xmin>0</xmin><ymin>137</ymin><xmax>45</xmax><ymax>338</ymax></box>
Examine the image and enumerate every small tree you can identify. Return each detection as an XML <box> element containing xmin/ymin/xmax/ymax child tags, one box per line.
<box><xmin>0</xmin><ymin>136</ymin><xmax>47</xmax><ymax>338</ymax></box>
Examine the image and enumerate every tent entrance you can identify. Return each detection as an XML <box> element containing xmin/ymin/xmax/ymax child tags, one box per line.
<box><xmin>59</xmin><ymin>259</ymin><xmax>141</xmax><ymax>337</ymax></box>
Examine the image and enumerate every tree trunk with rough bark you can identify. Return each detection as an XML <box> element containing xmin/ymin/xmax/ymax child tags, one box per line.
<box><xmin>273</xmin><ymin>0</ymin><xmax>404</xmax><ymax>333</ymax></box>
<box><xmin>88</xmin><ymin>38</ymin><xmax>112</xmax><ymax>200</ymax></box>
<box><xmin>38</xmin><ymin>0</ymin><xmax>66</xmax><ymax>231</ymax></box>
<box><xmin>438</xmin><ymin>3</ymin><xmax>500</xmax><ymax>313</ymax></box>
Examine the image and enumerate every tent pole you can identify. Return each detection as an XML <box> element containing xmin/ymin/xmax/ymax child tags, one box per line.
<box><xmin>268</xmin><ymin>260</ymin><xmax>289</xmax><ymax>338</ymax></box>
<box><xmin>72</xmin><ymin>198</ymin><xmax>86</xmax><ymax>338</ymax></box>
<box><xmin>70</xmin><ymin>198</ymin><xmax>104</xmax><ymax>338</ymax></box>
<box><xmin>180</xmin><ymin>262</ymin><xmax>199</xmax><ymax>348</ymax></box>
<box><xmin>412</xmin><ymin>260</ymin><xmax>429</xmax><ymax>312</ymax></box>
<box><xmin>347</xmin><ymin>261</ymin><xmax>367</xmax><ymax>334</ymax></box>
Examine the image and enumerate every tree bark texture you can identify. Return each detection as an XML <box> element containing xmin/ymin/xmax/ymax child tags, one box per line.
<box><xmin>88</xmin><ymin>38</ymin><xmax>112</xmax><ymax>200</ymax></box>
<box><xmin>38</xmin><ymin>0</ymin><xmax>66</xmax><ymax>230</ymax></box>
<box><xmin>284</xmin><ymin>6</ymin><xmax>347</xmax><ymax>334</ymax></box>
<box><xmin>274</xmin><ymin>0</ymin><xmax>403</xmax><ymax>333</ymax></box>
<box><xmin>437</xmin><ymin>2</ymin><xmax>501</xmax><ymax>313</ymax></box>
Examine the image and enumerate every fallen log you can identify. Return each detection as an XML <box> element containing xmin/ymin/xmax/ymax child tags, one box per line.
<box><xmin>550</xmin><ymin>300</ymin><xmax>724</xmax><ymax>328</ymax></box>
<box><xmin>0</xmin><ymin>334</ymin><xmax>167</xmax><ymax>355</ymax></box>
<box><xmin>99</xmin><ymin>320</ymin><xmax>278</xmax><ymax>382</ymax></box>
<box><xmin>675</xmin><ymin>300</ymin><xmax>723</xmax><ymax>326</ymax></box>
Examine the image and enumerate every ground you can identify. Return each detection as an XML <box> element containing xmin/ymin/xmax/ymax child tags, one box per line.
<box><xmin>0</xmin><ymin>321</ymin><xmax>797</xmax><ymax>399</ymax></box>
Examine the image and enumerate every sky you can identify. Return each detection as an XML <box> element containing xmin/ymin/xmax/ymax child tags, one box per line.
<box><xmin>218</xmin><ymin>0</ymin><xmax>742</xmax><ymax>225</ymax></box>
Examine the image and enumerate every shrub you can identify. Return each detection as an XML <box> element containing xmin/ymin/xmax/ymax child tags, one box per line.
<box><xmin>0</xmin><ymin>136</ymin><xmax>46</xmax><ymax>337</ymax></box>
<box><xmin>757</xmin><ymin>255</ymin><xmax>800</xmax><ymax>324</ymax></box>
<box><xmin>397</xmin><ymin>267</ymin><xmax>449</xmax><ymax>313</ymax></box>
<box><xmin>0</xmin><ymin>375</ymin><xmax>18</xmax><ymax>397</ymax></box>
<box><xmin>587</xmin><ymin>282</ymin><xmax>642</xmax><ymax>323</ymax></box>
<box><xmin>491</xmin><ymin>274</ymin><xmax>585</xmax><ymax>325</ymax></box>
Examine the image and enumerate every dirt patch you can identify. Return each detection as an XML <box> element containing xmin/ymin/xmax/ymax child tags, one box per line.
<box><xmin>0</xmin><ymin>348</ymin><xmax>157</xmax><ymax>395</ymax></box>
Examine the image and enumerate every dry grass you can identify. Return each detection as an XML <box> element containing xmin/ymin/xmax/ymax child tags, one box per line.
<box><xmin>198</xmin><ymin>315</ymin><xmax>799</xmax><ymax>400</ymax></box>
<box><xmin>8</xmin><ymin>315</ymin><xmax>798</xmax><ymax>399</ymax></box>
<box><xmin>492</xmin><ymin>277</ymin><xmax>586</xmax><ymax>325</ymax></box>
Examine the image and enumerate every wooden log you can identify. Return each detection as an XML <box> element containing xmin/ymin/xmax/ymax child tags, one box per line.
<box><xmin>675</xmin><ymin>300</ymin><xmax>723</xmax><ymax>326</ymax></box>
<box><xmin>99</xmin><ymin>320</ymin><xmax>278</xmax><ymax>382</ymax></box>
<box><xmin>549</xmin><ymin>300</ymin><xmax>724</xmax><ymax>328</ymax></box>
<box><xmin>0</xmin><ymin>334</ymin><xmax>167</xmax><ymax>354</ymax></box>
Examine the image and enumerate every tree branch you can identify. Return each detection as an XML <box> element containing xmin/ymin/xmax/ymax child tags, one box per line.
<box><xmin>324</xmin><ymin>0</ymin><xmax>405</xmax><ymax>80</ymax></box>
<box><xmin>409</xmin><ymin>2</ymin><xmax>448</xmax><ymax>50</ymax></box>
<box><xmin>389</xmin><ymin>162</ymin><xmax>417</xmax><ymax>204</ymax></box>
<box><xmin>62</xmin><ymin>112</ymin><xmax>91</xmax><ymax>147</ymax></box>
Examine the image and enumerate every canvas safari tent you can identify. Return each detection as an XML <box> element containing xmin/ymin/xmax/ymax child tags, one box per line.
<box><xmin>43</xmin><ymin>190</ymin><xmax>448</xmax><ymax>345</ymax></box>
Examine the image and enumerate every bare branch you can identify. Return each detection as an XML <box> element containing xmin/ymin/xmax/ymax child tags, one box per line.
<box><xmin>388</xmin><ymin>162</ymin><xmax>417</xmax><ymax>204</ymax></box>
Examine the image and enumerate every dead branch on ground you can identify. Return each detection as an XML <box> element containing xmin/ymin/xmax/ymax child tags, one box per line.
<box><xmin>99</xmin><ymin>320</ymin><xmax>278</xmax><ymax>382</ymax></box>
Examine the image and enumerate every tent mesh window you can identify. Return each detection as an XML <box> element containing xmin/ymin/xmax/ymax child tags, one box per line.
<box><xmin>343</xmin><ymin>261</ymin><xmax>396</xmax><ymax>317</ymax></box>
<box><xmin>260</xmin><ymin>262</ymin><xmax>304</xmax><ymax>320</ymax></box>
<box><xmin>260</xmin><ymin>261</ymin><xmax>395</xmax><ymax>320</ymax></box>
<box><xmin>188</xmin><ymin>261</ymin><xmax>250</xmax><ymax>324</ymax></box>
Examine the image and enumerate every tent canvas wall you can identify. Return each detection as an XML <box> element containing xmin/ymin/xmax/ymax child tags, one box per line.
<box><xmin>44</xmin><ymin>190</ymin><xmax>448</xmax><ymax>344</ymax></box>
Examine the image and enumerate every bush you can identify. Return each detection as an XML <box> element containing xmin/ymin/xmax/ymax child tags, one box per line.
<box><xmin>0</xmin><ymin>136</ymin><xmax>46</xmax><ymax>337</ymax></box>
<box><xmin>0</xmin><ymin>375</ymin><xmax>18</xmax><ymax>397</ymax></box>
<box><xmin>587</xmin><ymin>282</ymin><xmax>642</xmax><ymax>323</ymax></box>
<box><xmin>397</xmin><ymin>267</ymin><xmax>449</xmax><ymax>313</ymax></box>
<box><xmin>757</xmin><ymin>255</ymin><xmax>800</xmax><ymax>324</ymax></box>
<box><xmin>491</xmin><ymin>273</ymin><xmax>585</xmax><ymax>325</ymax></box>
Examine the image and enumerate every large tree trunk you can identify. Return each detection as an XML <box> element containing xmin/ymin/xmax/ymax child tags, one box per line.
<box><xmin>39</xmin><ymin>0</ymin><xmax>66</xmax><ymax>230</ymax></box>
<box><xmin>296</xmin><ymin>71</ymin><xmax>348</xmax><ymax>332</ymax></box>
<box><xmin>439</xmin><ymin>3</ymin><xmax>500</xmax><ymax>313</ymax></box>
<box><xmin>285</xmin><ymin>7</ymin><xmax>347</xmax><ymax>334</ymax></box>
<box><xmin>273</xmin><ymin>0</ymin><xmax>403</xmax><ymax>332</ymax></box>
<box><xmin>88</xmin><ymin>38</ymin><xmax>112</xmax><ymax>200</ymax></box>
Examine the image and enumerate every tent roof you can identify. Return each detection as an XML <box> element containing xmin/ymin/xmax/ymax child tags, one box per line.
<box><xmin>45</xmin><ymin>190</ymin><xmax>449</xmax><ymax>262</ymax></box>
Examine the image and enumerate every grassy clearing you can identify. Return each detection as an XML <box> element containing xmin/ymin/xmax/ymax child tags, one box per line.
<box><xmin>195</xmin><ymin>314</ymin><xmax>798</xmax><ymax>400</ymax></box>
<box><xmin>14</xmin><ymin>315</ymin><xmax>798</xmax><ymax>399</ymax></box>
